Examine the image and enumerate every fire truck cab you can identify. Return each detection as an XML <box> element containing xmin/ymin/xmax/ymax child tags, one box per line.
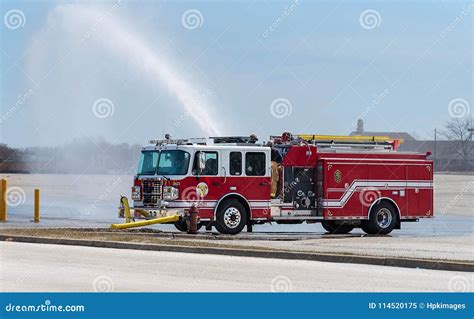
<box><xmin>126</xmin><ymin>134</ymin><xmax>433</xmax><ymax>235</ymax></box>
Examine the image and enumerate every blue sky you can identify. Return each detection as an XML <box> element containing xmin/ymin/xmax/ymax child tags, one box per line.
<box><xmin>1</xmin><ymin>0</ymin><xmax>472</xmax><ymax>147</ymax></box>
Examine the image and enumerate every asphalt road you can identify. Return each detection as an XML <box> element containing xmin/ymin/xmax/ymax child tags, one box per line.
<box><xmin>1</xmin><ymin>242</ymin><xmax>472</xmax><ymax>292</ymax></box>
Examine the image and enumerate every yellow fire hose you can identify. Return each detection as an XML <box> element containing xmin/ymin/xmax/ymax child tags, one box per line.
<box><xmin>110</xmin><ymin>214</ymin><xmax>180</xmax><ymax>229</ymax></box>
<box><xmin>111</xmin><ymin>196</ymin><xmax>179</xmax><ymax>229</ymax></box>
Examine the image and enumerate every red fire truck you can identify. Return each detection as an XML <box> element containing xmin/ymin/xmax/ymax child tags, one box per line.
<box><xmin>126</xmin><ymin>133</ymin><xmax>433</xmax><ymax>235</ymax></box>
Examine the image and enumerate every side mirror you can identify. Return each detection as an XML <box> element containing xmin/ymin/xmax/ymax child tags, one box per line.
<box><xmin>194</xmin><ymin>152</ymin><xmax>205</xmax><ymax>180</ymax></box>
<box><xmin>198</xmin><ymin>152</ymin><xmax>206</xmax><ymax>173</ymax></box>
<box><xmin>222</xmin><ymin>166</ymin><xmax>227</xmax><ymax>184</ymax></box>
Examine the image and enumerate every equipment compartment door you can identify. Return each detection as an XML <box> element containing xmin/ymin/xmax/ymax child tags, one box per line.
<box><xmin>406</xmin><ymin>163</ymin><xmax>433</xmax><ymax>218</ymax></box>
<box><xmin>315</xmin><ymin>161</ymin><xmax>324</xmax><ymax>216</ymax></box>
<box><xmin>324</xmin><ymin>161</ymin><xmax>368</xmax><ymax>217</ymax></box>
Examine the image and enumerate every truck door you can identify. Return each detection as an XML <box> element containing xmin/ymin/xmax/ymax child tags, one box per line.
<box><xmin>191</xmin><ymin>150</ymin><xmax>225</xmax><ymax>206</ymax></box>
<box><xmin>242</xmin><ymin>150</ymin><xmax>271</xmax><ymax>216</ymax></box>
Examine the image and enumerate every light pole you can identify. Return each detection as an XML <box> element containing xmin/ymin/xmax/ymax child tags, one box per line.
<box><xmin>468</xmin><ymin>128</ymin><xmax>474</xmax><ymax>141</ymax></box>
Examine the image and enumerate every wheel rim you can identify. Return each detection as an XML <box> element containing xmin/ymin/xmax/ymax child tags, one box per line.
<box><xmin>223</xmin><ymin>207</ymin><xmax>241</xmax><ymax>229</ymax></box>
<box><xmin>376</xmin><ymin>208</ymin><xmax>392</xmax><ymax>228</ymax></box>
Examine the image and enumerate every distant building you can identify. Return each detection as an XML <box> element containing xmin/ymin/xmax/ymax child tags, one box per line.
<box><xmin>351</xmin><ymin>118</ymin><xmax>416</xmax><ymax>141</ymax></box>
<box><xmin>350</xmin><ymin>119</ymin><xmax>473</xmax><ymax>172</ymax></box>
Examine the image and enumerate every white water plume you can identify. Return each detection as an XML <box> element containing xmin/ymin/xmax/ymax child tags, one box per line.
<box><xmin>26</xmin><ymin>3</ymin><xmax>223</xmax><ymax>142</ymax></box>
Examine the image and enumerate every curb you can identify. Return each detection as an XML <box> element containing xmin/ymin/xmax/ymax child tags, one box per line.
<box><xmin>1</xmin><ymin>234</ymin><xmax>472</xmax><ymax>272</ymax></box>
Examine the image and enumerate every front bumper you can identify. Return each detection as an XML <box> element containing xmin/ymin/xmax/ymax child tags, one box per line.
<box><xmin>118</xmin><ymin>205</ymin><xmax>182</xmax><ymax>220</ymax></box>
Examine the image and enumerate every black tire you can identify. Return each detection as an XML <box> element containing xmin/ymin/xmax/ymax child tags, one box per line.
<box><xmin>215</xmin><ymin>199</ymin><xmax>248</xmax><ymax>235</ymax></box>
<box><xmin>360</xmin><ymin>221</ymin><xmax>372</xmax><ymax>234</ymax></box>
<box><xmin>321</xmin><ymin>221</ymin><xmax>354</xmax><ymax>234</ymax></box>
<box><xmin>174</xmin><ymin>220</ymin><xmax>188</xmax><ymax>232</ymax></box>
<box><xmin>363</xmin><ymin>201</ymin><xmax>398</xmax><ymax>235</ymax></box>
<box><xmin>174</xmin><ymin>220</ymin><xmax>203</xmax><ymax>232</ymax></box>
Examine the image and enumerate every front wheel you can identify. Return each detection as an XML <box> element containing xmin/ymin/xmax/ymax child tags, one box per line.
<box><xmin>321</xmin><ymin>221</ymin><xmax>354</xmax><ymax>234</ymax></box>
<box><xmin>362</xmin><ymin>201</ymin><xmax>397</xmax><ymax>235</ymax></box>
<box><xmin>215</xmin><ymin>200</ymin><xmax>247</xmax><ymax>235</ymax></box>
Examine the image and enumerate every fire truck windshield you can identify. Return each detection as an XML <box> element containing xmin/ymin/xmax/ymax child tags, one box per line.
<box><xmin>137</xmin><ymin>150</ymin><xmax>190</xmax><ymax>176</ymax></box>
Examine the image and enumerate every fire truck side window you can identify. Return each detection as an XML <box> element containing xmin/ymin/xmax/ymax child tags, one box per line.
<box><xmin>192</xmin><ymin>151</ymin><xmax>218</xmax><ymax>175</ymax></box>
<box><xmin>229</xmin><ymin>152</ymin><xmax>242</xmax><ymax>176</ymax></box>
<box><xmin>245</xmin><ymin>152</ymin><xmax>266</xmax><ymax>176</ymax></box>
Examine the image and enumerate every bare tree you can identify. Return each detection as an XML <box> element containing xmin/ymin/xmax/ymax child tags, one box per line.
<box><xmin>440</xmin><ymin>117</ymin><xmax>474</xmax><ymax>170</ymax></box>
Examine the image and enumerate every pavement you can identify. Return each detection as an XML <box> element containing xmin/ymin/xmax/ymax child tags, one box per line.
<box><xmin>1</xmin><ymin>242</ymin><xmax>472</xmax><ymax>292</ymax></box>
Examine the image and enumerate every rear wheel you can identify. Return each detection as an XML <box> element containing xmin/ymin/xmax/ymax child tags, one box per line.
<box><xmin>362</xmin><ymin>201</ymin><xmax>397</xmax><ymax>235</ymax></box>
<box><xmin>215</xmin><ymin>200</ymin><xmax>247</xmax><ymax>235</ymax></box>
<box><xmin>321</xmin><ymin>221</ymin><xmax>354</xmax><ymax>234</ymax></box>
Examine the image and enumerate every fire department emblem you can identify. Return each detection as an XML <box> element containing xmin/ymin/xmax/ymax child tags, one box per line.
<box><xmin>196</xmin><ymin>182</ymin><xmax>209</xmax><ymax>197</ymax></box>
<box><xmin>334</xmin><ymin>170</ymin><xmax>342</xmax><ymax>183</ymax></box>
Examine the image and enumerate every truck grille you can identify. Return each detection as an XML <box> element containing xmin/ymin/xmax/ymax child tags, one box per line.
<box><xmin>142</xmin><ymin>179</ymin><xmax>162</xmax><ymax>206</ymax></box>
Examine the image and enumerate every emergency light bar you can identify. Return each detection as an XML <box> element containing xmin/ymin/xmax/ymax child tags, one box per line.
<box><xmin>210</xmin><ymin>136</ymin><xmax>252</xmax><ymax>144</ymax></box>
<box><xmin>149</xmin><ymin>139</ymin><xmax>189</xmax><ymax>145</ymax></box>
<box><xmin>149</xmin><ymin>137</ymin><xmax>207</xmax><ymax>146</ymax></box>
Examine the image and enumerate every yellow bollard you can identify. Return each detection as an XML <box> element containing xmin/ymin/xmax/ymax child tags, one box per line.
<box><xmin>0</xmin><ymin>178</ymin><xmax>6</xmax><ymax>222</ymax></box>
<box><xmin>34</xmin><ymin>189</ymin><xmax>40</xmax><ymax>223</ymax></box>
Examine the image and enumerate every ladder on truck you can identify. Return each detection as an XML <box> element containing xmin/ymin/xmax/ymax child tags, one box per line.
<box><xmin>296</xmin><ymin>134</ymin><xmax>403</xmax><ymax>151</ymax></box>
<box><xmin>267</xmin><ymin>133</ymin><xmax>403</xmax><ymax>152</ymax></box>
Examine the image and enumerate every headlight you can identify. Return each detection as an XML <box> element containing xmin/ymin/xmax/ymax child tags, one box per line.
<box><xmin>163</xmin><ymin>186</ymin><xmax>179</xmax><ymax>200</ymax></box>
<box><xmin>131</xmin><ymin>186</ymin><xmax>141</xmax><ymax>200</ymax></box>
